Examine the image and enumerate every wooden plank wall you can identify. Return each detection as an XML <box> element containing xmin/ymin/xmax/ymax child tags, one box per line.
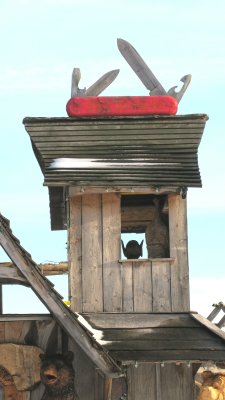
<box><xmin>69</xmin><ymin>193</ymin><xmax>189</xmax><ymax>313</ymax></box>
<box><xmin>127</xmin><ymin>363</ymin><xmax>195</xmax><ymax>400</ymax></box>
<box><xmin>69</xmin><ymin>193</ymin><xmax>121</xmax><ymax>313</ymax></box>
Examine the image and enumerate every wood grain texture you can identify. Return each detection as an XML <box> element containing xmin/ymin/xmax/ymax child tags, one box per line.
<box><xmin>81</xmin><ymin>313</ymin><xmax>200</xmax><ymax>329</ymax></box>
<box><xmin>127</xmin><ymin>363</ymin><xmax>157</xmax><ymax>400</ymax></box>
<box><xmin>68</xmin><ymin>196</ymin><xmax>82</xmax><ymax>312</ymax></box>
<box><xmin>152</xmin><ymin>260</ymin><xmax>171</xmax><ymax>312</ymax></box>
<box><xmin>0</xmin><ymin>214</ymin><xmax>121</xmax><ymax>377</ymax></box>
<box><xmin>82</xmin><ymin>194</ymin><xmax>103</xmax><ymax>312</ymax></box>
<box><xmin>160</xmin><ymin>363</ymin><xmax>194</xmax><ymax>400</ymax></box>
<box><xmin>0</xmin><ymin>343</ymin><xmax>42</xmax><ymax>390</ymax></box>
<box><xmin>102</xmin><ymin>193</ymin><xmax>122</xmax><ymax>312</ymax></box>
<box><xmin>168</xmin><ymin>194</ymin><xmax>190</xmax><ymax>311</ymax></box>
<box><xmin>24</xmin><ymin>114</ymin><xmax>207</xmax><ymax>190</ymax></box>
<box><xmin>133</xmin><ymin>261</ymin><xmax>153</xmax><ymax>312</ymax></box>
<box><xmin>121</xmin><ymin>262</ymin><xmax>133</xmax><ymax>312</ymax></box>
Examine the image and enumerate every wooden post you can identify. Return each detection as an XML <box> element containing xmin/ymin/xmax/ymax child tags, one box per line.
<box><xmin>68</xmin><ymin>195</ymin><xmax>82</xmax><ymax>312</ymax></box>
<box><xmin>168</xmin><ymin>193</ymin><xmax>190</xmax><ymax>311</ymax></box>
<box><xmin>102</xmin><ymin>193</ymin><xmax>121</xmax><ymax>312</ymax></box>
<box><xmin>104</xmin><ymin>378</ymin><xmax>112</xmax><ymax>400</ymax></box>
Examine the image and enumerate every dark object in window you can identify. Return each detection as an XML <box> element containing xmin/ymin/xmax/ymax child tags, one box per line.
<box><xmin>121</xmin><ymin>240</ymin><xmax>144</xmax><ymax>259</ymax></box>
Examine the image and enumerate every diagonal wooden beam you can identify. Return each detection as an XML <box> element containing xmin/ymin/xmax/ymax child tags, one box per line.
<box><xmin>0</xmin><ymin>218</ymin><xmax>122</xmax><ymax>377</ymax></box>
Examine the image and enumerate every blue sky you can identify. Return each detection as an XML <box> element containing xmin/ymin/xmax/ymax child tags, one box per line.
<box><xmin>0</xmin><ymin>0</ymin><xmax>224</xmax><ymax>316</ymax></box>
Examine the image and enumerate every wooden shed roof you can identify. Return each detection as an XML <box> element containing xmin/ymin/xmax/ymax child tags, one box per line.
<box><xmin>0</xmin><ymin>212</ymin><xmax>122</xmax><ymax>377</ymax></box>
<box><xmin>23</xmin><ymin>114</ymin><xmax>208</xmax><ymax>189</ymax></box>
<box><xmin>84</xmin><ymin>312</ymin><xmax>225</xmax><ymax>364</ymax></box>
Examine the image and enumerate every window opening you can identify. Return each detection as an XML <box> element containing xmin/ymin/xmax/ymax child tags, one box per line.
<box><xmin>121</xmin><ymin>194</ymin><xmax>169</xmax><ymax>259</ymax></box>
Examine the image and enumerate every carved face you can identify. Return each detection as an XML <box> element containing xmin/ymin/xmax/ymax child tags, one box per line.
<box><xmin>40</xmin><ymin>352</ymin><xmax>74</xmax><ymax>394</ymax></box>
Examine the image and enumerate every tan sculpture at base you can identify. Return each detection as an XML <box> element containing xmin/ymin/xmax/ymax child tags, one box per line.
<box><xmin>198</xmin><ymin>371</ymin><xmax>225</xmax><ymax>400</ymax></box>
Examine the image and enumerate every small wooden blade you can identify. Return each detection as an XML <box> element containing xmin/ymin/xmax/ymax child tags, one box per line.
<box><xmin>85</xmin><ymin>69</ymin><xmax>120</xmax><ymax>96</ymax></box>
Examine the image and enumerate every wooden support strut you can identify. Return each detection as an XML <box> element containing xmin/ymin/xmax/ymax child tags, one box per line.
<box><xmin>0</xmin><ymin>261</ymin><xmax>69</xmax><ymax>279</ymax></box>
<box><xmin>0</xmin><ymin>223</ymin><xmax>122</xmax><ymax>378</ymax></box>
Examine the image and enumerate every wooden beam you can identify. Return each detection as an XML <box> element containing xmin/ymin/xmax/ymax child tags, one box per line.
<box><xmin>0</xmin><ymin>224</ymin><xmax>122</xmax><ymax>377</ymax></box>
<box><xmin>38</xmin><ymin>262</ymin><xmax>68</xmax><ymax>275</ymax></box>
<box><xmin>0</xmin><ymin>263</ymin><xmax>28</xmax><ymax>285</ymax></box>
<box><xmin>69</xmin><ymin>186</ymin><xmax>180</xmax><ymax>197</ymax></box>
<box><xmin>0</xmin><ymin>262</ymin><xmax>68</xmax><ymax>279</ymax></box>
<box><xmin>191</xmin><ymin>313</ymin><xmax>225</xmax><ymax>341</ymax></box>
<box><xmin>104</xmin><ymin>377</ymin><xmax>112</xmax><ymax>400</ymax></box>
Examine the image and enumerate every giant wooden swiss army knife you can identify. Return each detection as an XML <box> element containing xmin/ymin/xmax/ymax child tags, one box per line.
<box><xmin>66</xmin><ymin>38</ymin><xmax>191</xmax><ymax>116</ymax></box>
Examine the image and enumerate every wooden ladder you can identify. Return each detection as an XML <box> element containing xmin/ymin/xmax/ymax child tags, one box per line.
<box><xmin>207</xmin><ymin>302</ymin><xmax>225</xmax><ymax>328</ymax></box>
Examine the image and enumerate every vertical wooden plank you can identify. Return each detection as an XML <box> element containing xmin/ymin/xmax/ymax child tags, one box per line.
<box><xmin>133</xmin><ymin>261</ymin><xmax>153</xmax><ymax>312</ymax></box>
<box><xmin>69</xmin><ymin>338</ymin><xmax>96</xmax><ymax>400</ymax></box>
<box><xmin>82</xmin><ymin>194</ymin><xmax>103</xmax><ymax>312</ymax></box>
<box><xmin>152</xmin><ymin>260</ymin><xmax>172</xmax><ymax>312</ymax></box>
<box><xmin>68</xmin><ymin>195</ymin><xmax>82</xmax><ymax>312</ymax></box>
<box><xmin>121</xmin><ymin>262</ymin><xmax>133</xmax><ymax>312</ymax></box>
<box><xmin>102</xmin><ymin>193</ymin><xmax>122</xmax><ymax>312</ymax></box>
<box><xmin>104</xmin><ymin>378</ymin><xmax>112</xmax><ymax>400</ymax></box>
<box><xmin>160</xmin><ymin>363</ymin><xmax>194</xmax><ymax>400</ymax></box>
<box><xmin>94</xmin><ymin>369</ymin><xmax>104</xmax><ymax>400</ymax></box>
<box><xmin>127</xmin><ymin>363</ymin><xmax>157</xmax><ymax>400</ymax></box>
<box><xmin>168</xmin><ymin>194</ymin><xmax>190</xmax><ymax>311</ymax></box>
<box><xmin>156</xmin><ymin>364</ymin><xmax>162</xmax><ymax>400</ymax></box>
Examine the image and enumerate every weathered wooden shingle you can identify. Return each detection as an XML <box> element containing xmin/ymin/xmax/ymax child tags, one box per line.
<box><xmin>82</xmin><ymin>312</ymin><xmax>225</xmax><ymax>364</ymax></box>
<box><xmin>23</xmin><ymin>114</ymin><xmax>208</xmax><ymax>188</ymax></box>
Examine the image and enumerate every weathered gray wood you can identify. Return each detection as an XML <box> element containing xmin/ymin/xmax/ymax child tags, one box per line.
<box><xmin>0</xmin><ymin>219</ymin><xmax>122</xmax><ymax>377</ymax></box>
<box><xmin>122</xmin><ymin>205</ymin><xmax>155</xmax><ymax>221</ymax></box>
<box><xmin>160</xmin><ymin>363</ymin><xmax>194</xmax><ymax>400</ymax></box>
<box><xmin>69</xmin><ymin>339</ymin><xmax>96</xmax><ymax>400</ymax></box>
<box><xmin>127</xmin><ymin>363</ymin><xmax>157</xmax><ymax>400</ymax></box>
<box><xmin>191</xmin><ymin>313</ymin><xmax>225</xmax><ymax>341</ymax></box>
<box><xmin>121</xmin><ymin>205</ymin><xmax>155</xmax><ymax>233</ymax></box>
<box><xmin>105</xmin><ymin>339</ymin><xmax>225</xmax><ymax>351</ymax></box>
<box><xmin>102</xmin><ymin>193</ymin><xmax>122</xmax><ymax>312</ymax></box>
<box><xmin>152</xmin><ymin>260</ymin><xmax>171</xmax><ymax>312</ymax></box>
<box><xmin>156</xmin><ymin>363</ymin><xmax>162</xmax><ymax>400</ymax></box>
<box><xmin>69</xmin><ymin>186</ymin><xmax>180</xmax><ymax>196</ymax></box>
<box><xmin>68</xmin><ymin>195</ymin><xmax>82</xmax><ymax>312</ymax></box>
<box><xmin>24</xmin><ymin>115</ymin><xmax>207</xmax><ymax>194</ymax></box>
<box><xmin>82</xmin><ymin>194</ymin><xmax>103</xmax><ymax>312</ymax></box>
<box><xmin>0</xmin><ymin>315</ymin><xmax>51</xmax><ymax>321</ymax></box>
<box><xmin>121</xmin><ymin>262</ymin><xmax>133</xmax><ymax>312</ymax></box>
<box><xmin>0</xmin><ymin>263</ymin><xmax>28</xmax><ymax>285</ymax></box>
<box><xmin>133</xmin><ymin>261</ymin><xmax>153</xmax><ymax>312</ymax></box>
<box><xmin>101</xmin><ymin>327</ymin><xmax>223</xmax><ymax>341</ymax></box>
<box><xmin>81</xmin><ymin>312</ymin><xmax>200</xmax><ymax>329</ymax></box>
<box><xmin>168</xmin><ymin>194</ymin><xmax>190</xmax><ymax>311</ymax></box>
<box><xmin>110</xmin><ymin>349</ymin><xmax>225</xmax><ymax>362</ymax></box>
<box><xmin>207</xmin><ymin>305</ymin><xmax>222</xmax><ymax>321</ymax></box>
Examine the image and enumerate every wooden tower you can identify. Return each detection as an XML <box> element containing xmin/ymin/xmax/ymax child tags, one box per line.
<box><xmin>23</xmin><ymin>114</ymin><xmax>208</xmax><ymax>315</ymax></box>
<box><xmin>22</xmin><ymin>113</ymin><xmax>225</xmax><ymax>400</ymax></box>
